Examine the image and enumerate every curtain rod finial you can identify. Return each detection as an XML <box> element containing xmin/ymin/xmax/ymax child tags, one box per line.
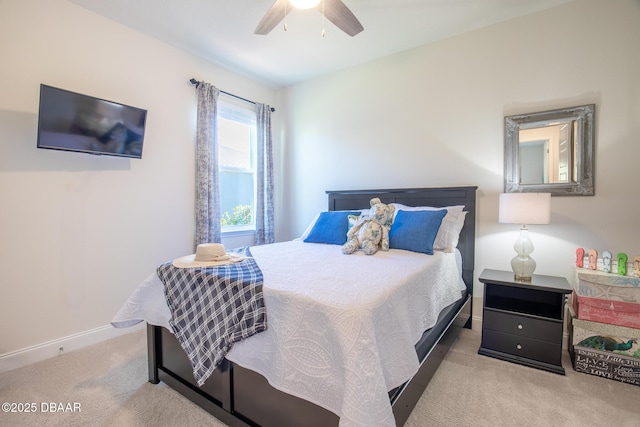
<box><xmin>189</xmin><ymin>78</ymin><xmax>200</xmax><ymax>88</ymax></box>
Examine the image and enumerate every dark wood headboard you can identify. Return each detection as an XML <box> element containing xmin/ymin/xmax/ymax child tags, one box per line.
<box><xmin>326</xmin><ymin>186</ymin><xmax>477</xmax><ymax>296</ymax></box>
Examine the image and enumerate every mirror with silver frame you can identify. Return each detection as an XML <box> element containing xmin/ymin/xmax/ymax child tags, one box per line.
<box><xmin>504</xmin><ymin>104</ymin><xmax>595</xmax><ymax>196</ymax></box>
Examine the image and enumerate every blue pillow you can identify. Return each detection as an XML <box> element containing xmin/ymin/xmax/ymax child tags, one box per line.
<box><xmin>389</xmin><ymin>209</ymin><xmax>447</xmax><ymax>255</ymax></box>
<box><xmin>303</xmin><ymin>211</ymin><xmax>361</xmax><ymax>245</ymax></box>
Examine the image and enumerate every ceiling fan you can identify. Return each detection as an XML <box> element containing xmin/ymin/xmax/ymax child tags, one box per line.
<box><xmin>255</xmin><ymin>0</ymin><xmax>364</xmax><ymax>37</ymax></box>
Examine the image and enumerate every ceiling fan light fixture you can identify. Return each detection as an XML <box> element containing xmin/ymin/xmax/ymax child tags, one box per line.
<box><xmin>255</xmin><ymin>0</ymin><xmax>363</xmax><ymax>37</ymax></box>
<box><xmin>289</xmin><ymin>0</ymin><xmax>321</xmax><ymax>10</ymax></box>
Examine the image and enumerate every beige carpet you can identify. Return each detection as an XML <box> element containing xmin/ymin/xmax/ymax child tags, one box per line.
<box><xmin>1</xmin><ymin>328</ymin><xmax>637</xmax><ymax>427</ymax></box>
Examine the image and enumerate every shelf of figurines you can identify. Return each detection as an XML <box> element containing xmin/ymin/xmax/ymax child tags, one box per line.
<box><xmin>575</xmin><ymin>248</ymin><xmax>640</xmax><ymax>278</ymax></box>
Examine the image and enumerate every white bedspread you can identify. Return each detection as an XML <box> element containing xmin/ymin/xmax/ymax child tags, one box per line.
<box><xmin>112</xmin><ymin>240</ymin><xmax>466</xmax><ymax>427</ymax></box>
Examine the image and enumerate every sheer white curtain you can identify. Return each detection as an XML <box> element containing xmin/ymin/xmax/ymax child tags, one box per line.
<box><xmin>194</xmin><ymin>81</ymin><xmax>221</xmax><ymax>247</ymax></box>
<box><xmin>255</xmin><ymin>103</ymin><xmax>275</xmax><ymax>245</ymax></box>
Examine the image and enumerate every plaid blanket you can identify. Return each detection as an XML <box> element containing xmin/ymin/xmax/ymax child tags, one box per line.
<box><xmin>157</xmin><ymin>247</ymin><xmax>267</xmax><ymax>386</ymax></box>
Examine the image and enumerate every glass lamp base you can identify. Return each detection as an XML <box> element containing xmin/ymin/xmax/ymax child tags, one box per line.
<box><xmin>511</xmin><ymin>226</ymin><xmax>536</xmax><ymax>282</ymax></box>
<box><xmin>511</xmin><ymin>255</ymin><xmax>536</xmax><ymax>281</ymax></box>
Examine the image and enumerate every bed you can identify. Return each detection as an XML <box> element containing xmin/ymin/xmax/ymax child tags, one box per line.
<box><xmin>116</xmin><ymin>186</ymin><xmax>476</xmax><ymax>427</ymax></box>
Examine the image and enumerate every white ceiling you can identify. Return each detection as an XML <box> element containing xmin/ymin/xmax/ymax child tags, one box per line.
<box><xmin>68</xmin><ymin>0</ymin><xmax>571</xmax><ymax>87</ymax></box>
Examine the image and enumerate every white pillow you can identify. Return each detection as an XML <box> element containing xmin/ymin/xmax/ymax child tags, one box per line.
<box><xmin>391</xmin><ymin>203</ymin><xmax>464</xmax><ymax>219</ymax></box>
<box><xmin>390</xmin><ymin>204</ymin><xmax>466</xmax><ymax>253</ymax></box>
<box><xmin>437</xmin><ymin>211</ymin><xmax>467</xmax><ymax>253</ymax></box>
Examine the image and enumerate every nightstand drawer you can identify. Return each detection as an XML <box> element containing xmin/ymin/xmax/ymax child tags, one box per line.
<box><xmin>483</xmin><ymin>309</ymin><xmax>563</xmax><ymax>344</ymax></box>
<box><xmin>482</xmin><ymin>330</ymin><xmax>562</xmax><ymax>365</ymax></box>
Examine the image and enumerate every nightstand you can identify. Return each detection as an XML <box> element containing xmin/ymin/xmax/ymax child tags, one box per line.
<box><xmin>478</xmin><ymin>269</ymin><xmax>572</xmax><ymax>375</ymax></box>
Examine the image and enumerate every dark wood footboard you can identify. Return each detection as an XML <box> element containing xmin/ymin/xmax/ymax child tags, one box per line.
<box><xmin>147</xmin><ymin>293</ymin><xmax>471</xmax><ymax>427</ymax></box>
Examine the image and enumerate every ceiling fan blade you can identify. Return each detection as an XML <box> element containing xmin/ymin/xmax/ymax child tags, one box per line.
<box><xmin>318</xmin><ymin>0</ymin><xmax>363</xmax><ymax>37</ymax></box>
<box><xmin>255</xmin><ymin>0</ymin><xmax>291</xmax><ymax>35</ymax></box>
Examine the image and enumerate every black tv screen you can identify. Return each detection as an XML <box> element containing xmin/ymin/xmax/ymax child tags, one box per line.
<box><xmin>37</xmin><ymin>84</ymin><xmax>147</xmax><ymax>159</ymax></box>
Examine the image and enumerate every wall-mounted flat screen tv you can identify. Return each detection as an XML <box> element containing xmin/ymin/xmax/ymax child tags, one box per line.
<box><xmin>37</xmin><ymin>84</ymin><xmax>147</xmax><ymax>159</ymax></box>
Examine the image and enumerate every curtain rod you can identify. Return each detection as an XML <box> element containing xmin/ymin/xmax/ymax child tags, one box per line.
<box><xmin>189</xmin><ymin>78</ymin><xmax>275</xmax><ymax>112</ymax></box>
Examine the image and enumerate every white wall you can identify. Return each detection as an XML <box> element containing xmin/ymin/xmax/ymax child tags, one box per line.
<box><xmin>281</xmin><ymin>0</ymin><xmax>640</xmax><ymax>317</ymax></box>
<box><xmin>0</xmin><ymin>0</ymin><xmax>278</xmax><ymax>361</ymax></box>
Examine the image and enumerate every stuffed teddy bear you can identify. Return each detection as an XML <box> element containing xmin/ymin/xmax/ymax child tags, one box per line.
<box><xmin>342</xmin><ymin>198</ymin><xmax>395</xmax><ymax>255</ymax></box>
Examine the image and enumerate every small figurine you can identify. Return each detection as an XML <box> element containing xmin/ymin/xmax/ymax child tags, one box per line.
<box><xmin>602</xmin><ymin>251</ymin><xmax>612</xmax><ymax>273</ymax></box>
<box><xmin>617</xmin><ymin>253</ymin><xmax>628</xmax><ymax>276</ymax></box>
<box><xmin>576</xmin><ymin>248</ymin><xmax>585</xmax><ymax>268</ymax></box>
<box><xmin>634</xmin><ymin>256</ymin><xmax>640</xmax><ymax>277</ymax></box>
<box><xmin>588</xmin><ymin>249</ymin><xmax>598</xmax><ymax>270</ymax></box>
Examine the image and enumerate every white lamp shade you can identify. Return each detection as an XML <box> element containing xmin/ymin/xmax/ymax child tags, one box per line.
<box><xmin>499</xmin><ymin>193</ymin><xmax>551</xmax><ymax>225</ymax></box>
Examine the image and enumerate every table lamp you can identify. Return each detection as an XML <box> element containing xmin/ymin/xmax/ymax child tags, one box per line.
<box><xmin>499</xmin><ymin>193</ymin><xmax>551</xmax><ymax>281</ymax></box>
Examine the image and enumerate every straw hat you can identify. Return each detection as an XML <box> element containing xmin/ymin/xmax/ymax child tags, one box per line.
<box><xmin>172</xmin><ymin>243</ymin><xmax>246</xmax><ymax>268</ymax></box>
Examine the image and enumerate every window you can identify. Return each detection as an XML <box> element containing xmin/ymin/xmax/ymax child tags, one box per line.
<box><xmin>218</xmin><ymin>101</ymin><xmax>257</xmax><ymax>233</ymax></box>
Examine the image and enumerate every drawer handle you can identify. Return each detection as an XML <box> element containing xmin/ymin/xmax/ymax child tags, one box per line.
<box><xmin>517</xmin><ymin>323</ymin><xmax>523</xmax><ymax>330</ymax></box>
<box><xmin>516</xmin><ymin>344</ymin><xmax>522</xmax><ymax>350</ymax></box>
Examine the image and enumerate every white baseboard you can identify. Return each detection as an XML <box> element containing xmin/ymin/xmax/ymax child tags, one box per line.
<box><xmin>471</xmin><ymin>314</ymin><xmax>483</xmax><ymax>331</ymax></box>
<box><xmin>0</xmin><ymin>322</ymin><xmax>145</xmax><ymax>374</ymax></box>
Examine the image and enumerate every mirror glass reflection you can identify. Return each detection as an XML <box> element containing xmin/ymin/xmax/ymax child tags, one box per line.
<box><xmin>519</xmin><ymin>120</ymin><xmax>576</xmax><ymax>185</ymax></box>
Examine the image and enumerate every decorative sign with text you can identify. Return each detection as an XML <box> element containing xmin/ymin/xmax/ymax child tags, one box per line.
<box><xmin>573</xmin><ymin>346</ymin><xmax>640</xmax><ymax>386</ymax></box>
